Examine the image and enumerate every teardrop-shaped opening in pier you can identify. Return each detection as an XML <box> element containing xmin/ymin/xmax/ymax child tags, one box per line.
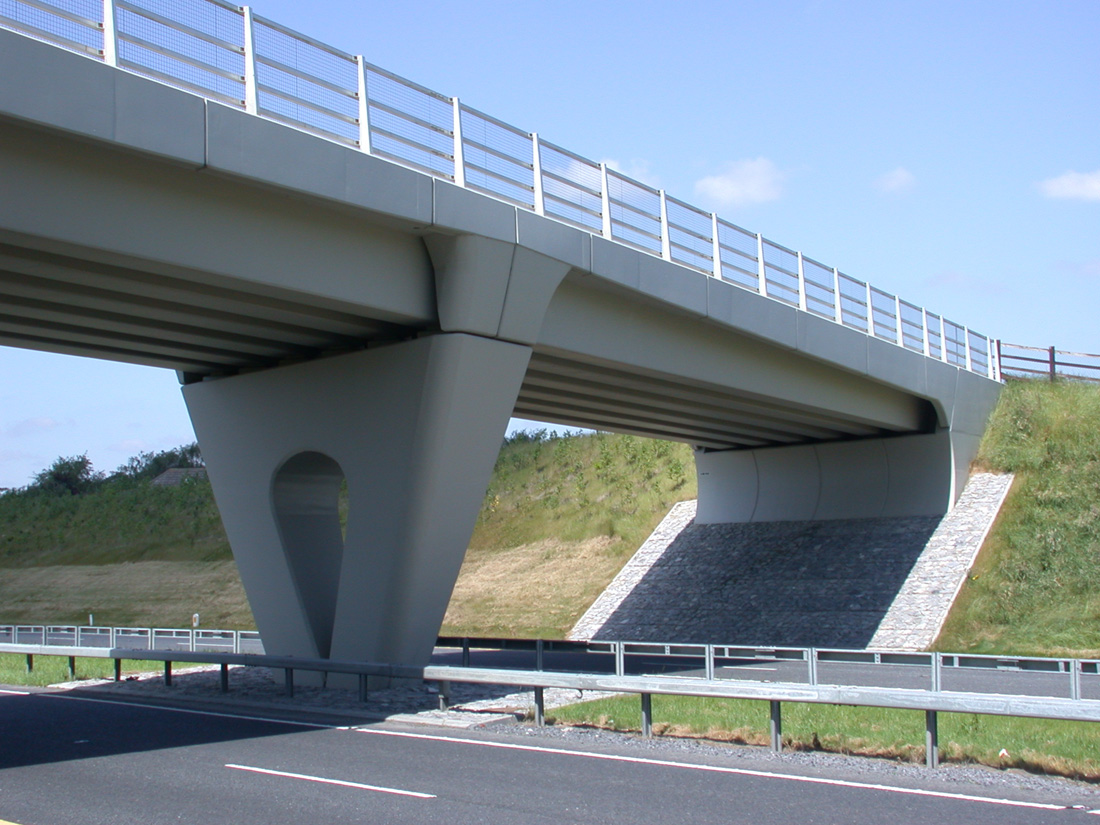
<box><xmin>272</xmin><ymin>451</ymin><xmax>346</xmax><ymax>659</ymax></box>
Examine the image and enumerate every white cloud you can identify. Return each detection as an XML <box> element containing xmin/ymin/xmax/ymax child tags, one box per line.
<box><xmin>1038</xmin><ymin>170</ymin><xmax>1100</xmax><ymax>201</ymax></box>
<box><xmin>875</xmin><ymin>167</ymin><xmax>916</xmax><ymax>194</ymax></box>
<box><xmin>694</xmin><ymin>157</ymin><xmax>786</xmax><ymax>208</ymax></box>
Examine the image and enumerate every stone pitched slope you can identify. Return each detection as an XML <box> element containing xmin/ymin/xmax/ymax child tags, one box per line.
<box><xmin>570</xmin><ymin>473</ymin><xmax>1012</xmax><ymax>650</ymax></box>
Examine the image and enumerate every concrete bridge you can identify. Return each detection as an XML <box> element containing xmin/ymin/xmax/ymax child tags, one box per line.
<box><xmin>0</xmin><ymin>3</ymin><xmax>1001</xmax><ymax>675</ymax></box>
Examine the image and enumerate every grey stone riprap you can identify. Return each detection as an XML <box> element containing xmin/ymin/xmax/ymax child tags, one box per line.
<box><xmin>569</xmin><ymin>500</ymin><xmax>698</xmax><ymax>641</ymax></box>
<box><xmin>569</xmin><ymin>473</ymin><xmax>1012</xmax><ymax>650</ymax></box>
<box><xmin>869</xmin><ymin>472</ymin><xmax>1014</xmax><ymax>650</ymax></box>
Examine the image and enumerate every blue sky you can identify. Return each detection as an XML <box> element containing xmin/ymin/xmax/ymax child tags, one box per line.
<box><xmin>1</xmin><ymin>0</ymin><xmax>1097</xmax><ymax>488</ymax></box>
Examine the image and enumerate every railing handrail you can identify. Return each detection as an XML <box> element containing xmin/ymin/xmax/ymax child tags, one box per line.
<box><xmin>0</xmin><ymin>0</ymin><xmax>999</xmax><ymax>379</ymax></box>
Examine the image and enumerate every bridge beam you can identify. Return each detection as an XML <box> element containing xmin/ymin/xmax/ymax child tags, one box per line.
<box><xmin>183</xmin><ymin>333</ymin><xmax>531</xmax><ymax>679</ymax></box>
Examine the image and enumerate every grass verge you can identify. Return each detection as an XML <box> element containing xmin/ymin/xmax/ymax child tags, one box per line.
<box><xmin>551</xmin><ymin>694</ymin><xmax>1100</xmax><ymax>780</ymax></box>
<box><xmin>0</xmin><ymin>652</ymin><xmax>160</xmax><ymax>688</ymax></box>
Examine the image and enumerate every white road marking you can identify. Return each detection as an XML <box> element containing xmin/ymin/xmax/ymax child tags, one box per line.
<box><xmin>0</xmin><ymin>688</ymin><xmax>30</xmax><ymax>695</ymax></box>
<box><xmin>36</xmin><ymin>691</ymin><xmax>333</xmax><ymax>728</ymax></box>
<box><xmin>225</xmin><ymin>763</ymin><xmax>435</xmax><ymax>799</ymax></box>
<box><xmin>357</xmin><ymin>728</ymin><xmax>1067</xmax><ymax>813</ymax></box>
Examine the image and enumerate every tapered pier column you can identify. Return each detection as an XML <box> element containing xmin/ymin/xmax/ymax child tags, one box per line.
<box><xmin>183</xmin><ymin>333</ymin><xmax>531</xmax><ymax>672</ymax></box>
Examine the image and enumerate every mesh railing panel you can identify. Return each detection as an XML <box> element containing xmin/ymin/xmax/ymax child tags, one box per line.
<box><xmin>837</xmin><ymin>272</ymin><xmax>869</xmax><ymax>332</ymax></box>
<box><xmin>869</xmin><ymin>286</ymin><xmax>899</xmax><ymax>343</ymax></box>
<box><xmin>460</xmin><ymin>104</ymin><xmax>535</xmax><ymax>209</ymax></box>
<box><xmin>802</xmin><ymin>255</ymin><xmax>835</xmax><ymax>319</ymax></box>
<box><xmin>253</xmin><ymin>16</ymin><xmax>358</xmax><ymax>145</ymax></box>
<box><xmin>665</xmin><ymin>195</ymin><xmax>713</xmax><ymax>274</ymax></box>
<box><xmin>606</xmin><ymin>169</ymin><xmax>662</xmax><ymax>255</ymax></box>
<box><xmin>0</xmin><ymin>0</ymin><xmax>101</xmax><ymax>54</ymax></box>
<box><xmin>364</xmin><ymin>63</ymin><xmax>454</xmax><ymax>179</ymax></box>
<box><xmin>716</xmin><ymin>220</ymin><xmax>759</xmax><ymax>291</ymax></box>
<box><xmin>761</xmin><ymin>239</ymin><xmax>799</xmax><ymax>306</ymax></box>
<box><xmin>899</xmin><ymin>299</ymin><xmax>925</xmax><ymax>353</ymax></box>
<box><xmin>538</xmin><ymin>140</ymin><xmax>603</xmax><ymax>233</ymax></box>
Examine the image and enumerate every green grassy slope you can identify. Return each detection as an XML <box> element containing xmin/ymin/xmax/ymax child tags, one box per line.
<box><xmin>935</xmin><ymin>379</ymin><xmax>1100</xmax><ymax>657</ymax></box>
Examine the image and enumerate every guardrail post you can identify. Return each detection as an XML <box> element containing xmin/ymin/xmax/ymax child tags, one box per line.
<box><xmin>68</xmin><ymin>656</ymin><xmax>75</xmax><ymax>679</ymax></box>
<box><xmin>925</xmin><ymin>710</ymin><xmax>939</xmax><ymax>768</ymax></box>
<box><xmin>797</xmin><ymin>252</ymin><xmax>808</xmax><ymax>312</ymax></box>
<box><xmin>531</xmin><ymin>133</ymin><xmax>545</xmax><ymax>215</ymax></box>
<box><xmin>437</xmin><ymin>680</ymin><xmax>451</xmax><ymax>710</ymax></box>
<box><xmin>285</xmin><ymin>668</ymin><xmax>294</xmax><ymax>698</ymax></box>
<box><xmin>641</xmin><ymin>693</ymin><xmax>653</xmax><ymax>738</ymax></box>
<box><xmin>243</xmin><ymin>7</ymin><xmax>258</xmax><ymax>115</ymax></box>
<box><xmin>659</xmin><ymin>191</ymin><xmax>672</xmax><ymax>261</ymax></box>
<box><xmin>1049</xmin><ymin>345</ymin><xmax>1057</xmax><ymax>381</ymax></box>
<box><xmin>359</xmin><ymin>674</ymin><xmax>369</xmax><ymax>703</ymax></box>
<box><xmin>220</xmin><ymin>663</ymin><xmax>230</xmax><ymax>693</ymax></box>
<box><xmin>114</xmin><ymin>658</ymin><xmax>121</xmax><ymax>681</ymax></box>
<box><xmin>356</xmin><ymin>56</ymin><xmax>372</xmax><ymax>154</ymax></box>
<box><xmin>756</xmin><ymin>234</ymin><xmax>767</xmax><ymax>296</ymax></box>
<box><xmin>769</xmin><ymin>700</ymin><xmax>782</xmax><ymax>752</ymax></box>
<box><xmin>451</xmin><ymin>97</ymin><xmax>465</xmax><ymax>186</ymax></box>
<box><xmin>932</xmin><ymin>652</ymin><xmax>942</xmax><ymax>692</ymax></box>
<box><xmin>711</xmin><ymin>214</ymin><xmax>723</xmax><ymax>280</ymax></box>
<box><xmin>808</xmin><ymin>648</ymin><xmax>818</xmax><ymax>686</ymax></box>
<box><xmin>25</xmin><ymin>654</ymin><xmax>32</xmax><ymax>673</ymax></box>
<box><xmin>101</xmin><ymin>0</ymin><xmax>118</xmax><ymax>67</ymax></box>
<box><xmin>600</xmin><ymin>164</ymin><xmax>613</xmax><ymax>238</ymax></box>
<box><xmin>533</xmin><ymin>686</ymin><xmax>545</xmax><ymax>726</ymax></box>
<box><xmin>615</xmin><ymin>642</ymin><xmax>625</xmax><ymax>677</ymax></box>
<box><xmin>536</xmin><ymin>639</ymin><xmax>544</xmax><ymax>672</ymax></box>
<box><xmin>705</xmin><ymin>645</ymin><xmax>715</xmax><ymax>681</ymax></box>
<box><xmin>462</xmin><ymin>637</ymin><xmax>471</xmax><ymax>668</ymax></box>
<box><xmin>1072</xmin><ymin>659</ymin><xmax>1081</xmax><ymax>701</ymax></box>
<box><xmin>164</xmin><ymin>661</ymin><xmax>172</xmax><ymax>687</ymax></box>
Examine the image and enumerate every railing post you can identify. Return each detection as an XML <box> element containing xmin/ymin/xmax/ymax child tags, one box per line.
<box><xmin>101</xmin><ymin>0</ymin><xmax>118</xmax><ymax>67</ymax></box>
<box><xmin>600</xmin><ymin>163</ymin><xmax>613</xmax><ymax>239</ymax></box>
<box><xmin>797</xmin><ymin>252</ymin><xmax>808</xmax><ymax>312</ymax></box>
<box><xmin>964</xmin><ymin>326</ymin><xmax>973</xmax><ymax>372</ymax></box>
<box><xmin>1049</xmin><ymin>345</ymin><xmax>1057</xmax><ymax>381</ymax></box>
<box><xmin>451</xmin><ymin>97</ymin><xmax>465</xmax><ymax>187</ymax></box>
<box><xmin>832</xmin><ymin>268</ymin><xmax>842</xmax><ymax>324</ymax></box>
<box><xmin>756</xmin><ymin>234</ymin><xmax>767</xmax><ymax>297</ymax></box>
<box><xmin>355</xmin><ymin>56</ymin><xmax>372</xmax><ymax>154</ymax></box>
<box><xmin>939</xmin><ymin>316</ymin><xmax>949</xmax><ymax>363</ymax></box>
<box><xmin>894</xmin><ymin>295</ymin><xmax>903</xmax><ymax>346</ymax></box>
<box><xmin>242</xmin><ymin>7</ymin><xmax>258</xmax><ymax>115</ymax></box>
<box><xmin>659</xmin><ymin>191</ymin><xmax>672</xmax><ymax>261</ymax></box>
<box><xmin>711</xmin><ymin>214</ymin><xmax>723</xmax><ymax>279</ymax></box>
<box><xmin>769</xmin><ymin>700</ymin><xmax>782</xmax><ymax>752</ymax></box>
<box><xmin>922</xmin><ymin>308</ymin><xmax>931</xmax><ymax>357</ymax></box>
<box><xmin>865</xmin><ymin>283</ymin><xmax>875</xmax><ymax>336</ymax></box>
<box><xmin>987</xmin><ymin>336</ymin><xmax>997</xmax><ymax>380</ymax></box>
<box><xmin>531</xmin><ymin>133</ymin><xmax>545</xmax><ymax>215</ymax></box>
<box><xmin>641</xmin><ymin>693</ymin><xmax>653</xmax><ymax>738</ymax></box>
<box><xmin>925</xmin><ymin>710</ymin><xmax>939</xmax><ymax>768</ymax></box>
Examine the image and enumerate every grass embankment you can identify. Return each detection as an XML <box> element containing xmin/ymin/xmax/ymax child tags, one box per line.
<box><xmin>0</xmin><ymin>653</ymin><xmax>164</xmax><ymax>688</ymax></box>
<box><xmin>550</xmin><ymin>694</ymin><xmax>1100</xmax><ymax>780</ymax></box>
<box><xmin>0</xmin><ymin>431</ymin><xmax>696</xmax><ymax>637</ymax></box>
<box><xmin>935</xmin><ymin>379</ymin><xmax>1100</xmax><ymax>658</ymax></box>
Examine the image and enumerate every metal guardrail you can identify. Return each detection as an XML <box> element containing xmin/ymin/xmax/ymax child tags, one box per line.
<box><xmin>5</xmin><ymin>636</ymin><xmax>1100</xmax><ymax>771</ymax></box>
<box><xmin>0</xmin><ymin>0</ymin><xmax>999</xmax><ymax>379</ymax></box>
<box><xmin>0</xmin><ymin>624</ymin><xmax>263</xmax><ymax>653</ymax></box>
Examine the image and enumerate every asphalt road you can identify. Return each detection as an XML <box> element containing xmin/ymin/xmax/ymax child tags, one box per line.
<box><xmin>1</xmin><ymin>686</ymin><xmax>1096</xmax><ymax>824</ymax></box>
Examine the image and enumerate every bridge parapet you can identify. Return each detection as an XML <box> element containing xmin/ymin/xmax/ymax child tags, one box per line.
<box><xmin>0</xmin><ymin>0</ymin><xmax>998</xmax><ymax>381</ymax></box>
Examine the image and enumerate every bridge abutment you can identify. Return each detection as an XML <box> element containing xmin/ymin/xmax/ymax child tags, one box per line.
<box><xmin>183</xmin><ymin>333</ymin><xmax>530</xmax><ymax>682</ymax></box>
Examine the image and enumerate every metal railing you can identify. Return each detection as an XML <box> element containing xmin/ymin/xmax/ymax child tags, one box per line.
<box><xmin>0</xmin><ymin>624</ymin><xmax>263</xmax><ymax>653</ymax></box>
<box><xmin>998</xmin><ymin>343</ymin><xmax>1100</xmax><ymax>382</ymax></box>
<box><xmin>0</xmin><ymin>0</ymin><xmax>999</xmax><ymax>379</ymax></box>
<box><xmin>5</xmin><ymin>631</ymin><xmax>1100</xmax><ymax>771</ymax></box>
